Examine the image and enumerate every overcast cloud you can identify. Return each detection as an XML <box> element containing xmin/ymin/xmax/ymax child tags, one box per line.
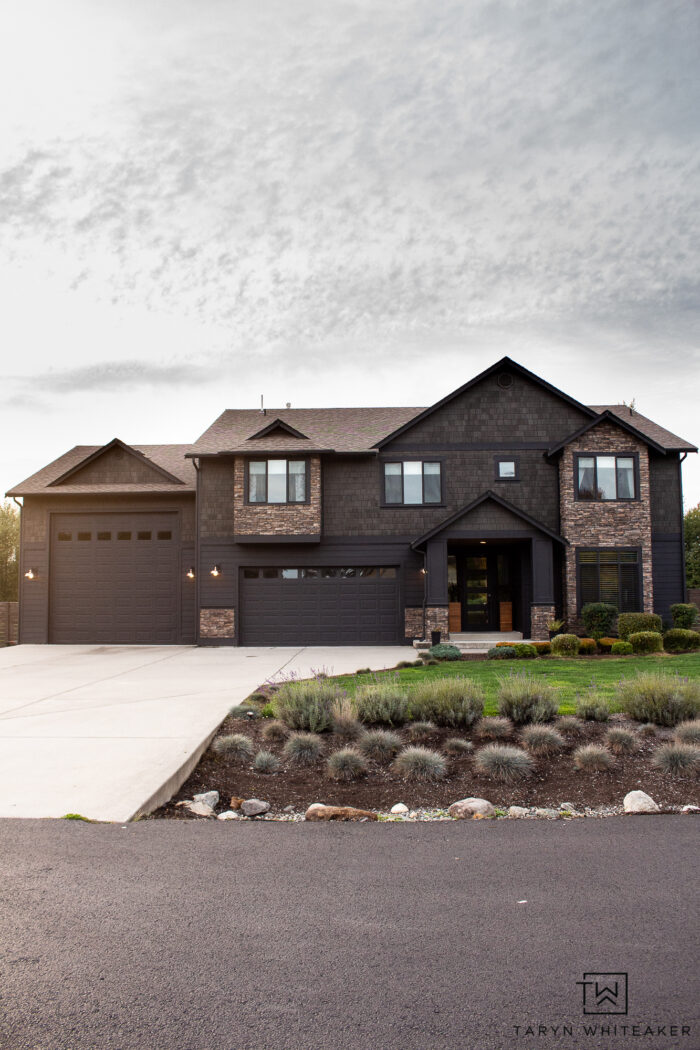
<box><xmin>1</xmin><ymin>0</ymin><xmax>698</xmax><ymax>503</ymax></box>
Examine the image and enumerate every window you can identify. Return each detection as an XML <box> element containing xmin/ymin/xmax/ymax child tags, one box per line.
<box><xmin>77</xmin><ymin>532</ymin><xmax>91</xmax><ymax>541</ymax></box>
<box><xmin>495</xmin><ymin>456</ymin><xmax>518</xmax><ymax>481</ymax></box>
<box><xmin>97</xmin><ymin>531</ymin><xmax>111</xmax><ymax>541</ymax></box>
<box><xmin>578</xmin><ymin>549</ymin><xmax>640</xmax><ymax>612</ymax></box>
<box><xmin>137</xmin><ymin>531</ymin><xmax>152</xmax><ymax>540</ymax></box>
<box><xmin>242</xmin><ymin>566</ymin><xmax>398</xmax><ymax>580</ymax></box>
<box><xmin>157</xmin><ymin>530</ymin><xmax>172</xmax><ymax>540</ymax></box>
<box><xmin>576</xmin><ymin>454</ymin><xmax>636</xmax><ymax>501</ymax></box>
<box><xmin>248</xmin><ymin>459</ymin><xmax>306</xmax><ymax>503</ymax></box>
<box><xmin>383</xmin><ymin>461</ymin><xmax>442</xmax><ymax>505</ymax></box>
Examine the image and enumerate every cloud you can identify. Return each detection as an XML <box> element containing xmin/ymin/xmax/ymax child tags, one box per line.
<box><xmin>15</xmin><ymin>359</ymin><xmax>212</xmax><ymax>394</ymax></box>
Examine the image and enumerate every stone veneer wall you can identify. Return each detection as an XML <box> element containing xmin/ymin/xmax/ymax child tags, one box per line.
<box><xmin>405</xmin><ymin>606</ymin><xmax>449</xmax><ymax>641</ymax></box>
<box><xmin>530</xmin><ymin>604</ymin><xmax>556</xmax><ymax>641</ymax></box>
<box><xmin>199</xmin><ymin>608</ymin><xmax>235</xmax><ymax>639</ymax></box>
<box><xmin>559</xmin><ymin>421</ymin><xmax>653</xmax><ymax>628</ymax></box>
<box><xmin>233</xmin><ymin>456</ymin><xmax>321</xmax><ymax>536</ymax></box>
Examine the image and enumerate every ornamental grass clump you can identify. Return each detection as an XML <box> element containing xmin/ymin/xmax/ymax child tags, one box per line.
<box><xmin>674</xmin><ymin>719</ymin><xmax>700</xmax><ymax>745</ymax></box>
<box><xmin>331</xmin><ymin>697</ymin><xmax>363</xmax><ymax>740</ymax></box>
<box><xmin>212</xmin><ymin>733</ymin><xmax>255</xmax><ymax>759</ymax></box>
<box><xmin>443</xmin><ymin>737</ymin><xmax>474</xmax><ymax>755</ymax></box>
<box><xmin>575</xmin><ymin>692</ymin><xmax>611</xmax><ymax>722</ymax></box>
<box><xmin>353</xmin><ymin>683</ymin><xmax>409</xmax><ymax>726</ymax></box>
<box><xmin>556</xmin><ymin>715</ymin><xmax>583</xmax><ymax>733</ymax></box>
<box><xmin>357</xmin><ymin>729</ymin><xmax>401</xmax><ymax>763</ymax></box>
<box><xmin>409</xmin><ymin>677</ymin><xmax>484</xmax><ymax>728</ymax></box>
<box><xmin>652</xmin><ymin>743</ymin><xmax>700</xmax><ymax>775</ymax></box>
<box><xmin>253</xmin><ymin>750</ymin><xmax>280</xmax><ymax>774</ymax></box>
<box><xmin>405</xmin><ymin>720</ymin><xmax>437</xmax><ymax>743</ymax></box>
<box><xmin>474</xmin><ymin>744</ymin><xmax>534</xmax><ymax>782</ymax></box>
<box><xmin>521</xmin><ymin>725</ymin><xmax>565</xmax><ymax>755</ymax></box>
<box><xmin>616</xmin><ymin>672</ymin><xmax>700</xmax><ymax>726</ymax></box>
<box><xmin>274</xmin><ymin>679</ymin><xmax>344</xmax><ymax>732</ymax></box>
<box><xmin>283</xmin><ymin>732</ymin><xmax>324</xmax><ymax>765</ymax></box>
<box><xmin>497</xmin><ymin>673</ymin><xmax>558</xmax><ymax>724</ymax></box>
<box><xmin>638</xmin><ymin>722</ymin><xmax>658</xmax><ymax>737</ymax></box>
<box><xmin>261</xmin><ymin>720</ymin><xmax>290</xmax><ymax>745</ymax></box>
<box><xmin>392</xmin><ymin>746</ymin><xmax>447</xmax><ymax>781</ymax></box>
<box><xmin>477</xmin><ymin>716</ymin><xmax>513</xmax><ymax>740</ymax></box>
<box><xmin>573</xmin><ymin>744</ymin><xmax>614</xmax><ymax>771</ymax></box>
<box><xmin>326</xmin><ymin>748</ymin><xmax>368</xmax><ymax>781</ymax></box>
<box><xmin>605</xmin><ymin>727</ymin><xmax>637</xmax><ymax>754</ymax></box>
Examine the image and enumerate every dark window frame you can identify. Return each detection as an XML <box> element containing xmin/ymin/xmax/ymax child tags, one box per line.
<box><xmin>241</xmin><ymin>565</ymin><xmax>399</xmax><ymax>580</ymax></box>
<box><xmin>244</xmin><ymin>457</ymin><xmax>311</xmax><ymax>506</ymax></box>
<box><xmin>574</xmin><ymin>451</ymin><xmax>639</xmax><ymax>502</ymax></box>
<box><xmin>494</xmin><ymin>455</ymin><xmax>520</xmax><ymax>482</ymax></box>
<box><xmin>380</xmin><ymin>458</ymin><xmax>445</xmax><ymax>507</ymax></box>
<box><xmin>575</xmin><ymin>546</ymin><xmax>642</xmax><ymax>613</ymax></box>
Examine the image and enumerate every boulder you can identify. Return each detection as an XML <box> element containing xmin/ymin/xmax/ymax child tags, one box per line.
<box><xmin>305</xmin><ymin>803</ymin><xmax>378</xmax><ymax>822</ymax></box>
<box><xmin>507</xmin><ymin>805</ymin><xmax>530</xmax><ymax>818</ymax></box>
<box><xmin>623</xmin><ymin>790</ymin><xmax>660</xmax><ymax>814</ymax></box>
<box><xmin>194</xmin><ymin>791</ymin><xmax>219</xmax><ymax>810</ymax></box>
<box><xmin>681</xmin><ymin>804</ymin><xmax>700</xmax><ymax>814</ymax></box>
<box><xmin>534</xmin><ymin>808</ymin><xmax>560</xmax><ymax>819</ymax></box>
<box><xmin>179</xmin><ymin>800</ymin><xmax>216</xmax><ymax>818</ymax></box>
<box><xmin>390</xmin><ymin>803</ymin><xmax>409</xmax><ymax>815</ymax></box>
<box><xmin>449</xmin><ymin>797</ymin><xmax>495</xmax><ymax>820</ymax></box>
<box><xmin>241</xmin><ymin>798</ymin><xmax>270</xmax><ymax>817</ymax></box>
<box><xmin>217</xmin><ymin>810</ymin><xmax>239</xmax><ymax>821</ymax></box>
<box><xmin>559</xmin><ymin>802</ymin><xmax>577</xmax><ymax>812</ymax></box>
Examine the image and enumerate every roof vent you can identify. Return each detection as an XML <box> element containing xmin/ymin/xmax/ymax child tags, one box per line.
<box><xmin>497</xmin><ymin>372</ymin><xmax>513</xmax><ymax>389</ymax></box>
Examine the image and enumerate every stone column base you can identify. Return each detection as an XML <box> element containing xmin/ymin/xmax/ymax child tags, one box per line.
<box><xmin>405</xmin><ymin>606</ymin><xmax>450</xmax><ymax>642</ymax></box>
<box><xmin>199</xmin><ymin>608</ymin><xmax>235</xmax><ymax>643</ymax></box>
<box><xmin>530</xmin><ymin>604</ymin><xmax>556</xmax><ymax>641</ymax></box>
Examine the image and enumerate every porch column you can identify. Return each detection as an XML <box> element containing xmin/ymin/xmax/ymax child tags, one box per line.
<box><xmin>531</xmin><ymin>536</ymin><xmax>556</xmax><ymax>640</ymax></box>
<box><xmin>424</xmin><ymin>538</ymin><xmax>450</xmax><ymax>641</ymax></box>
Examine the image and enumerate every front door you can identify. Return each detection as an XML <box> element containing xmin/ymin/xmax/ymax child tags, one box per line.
<box><xmin>457</xmin><ymin>549</ymin><xmax>515</xmax><ymax>631</ymax></box>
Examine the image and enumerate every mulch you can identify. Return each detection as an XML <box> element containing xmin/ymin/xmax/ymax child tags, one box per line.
<box><xmin>151</xmin><ymin>713</ymin><xmax>699</xmax><ymax>818</ymax></box>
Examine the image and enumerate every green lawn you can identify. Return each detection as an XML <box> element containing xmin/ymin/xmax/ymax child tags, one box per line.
<box><xmin>334</xmin><ymin>653</ymin><xmax>700</xmax><ymax>716</ymax></box>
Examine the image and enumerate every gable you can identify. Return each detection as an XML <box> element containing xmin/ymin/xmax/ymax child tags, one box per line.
<box><xmin>448</xmin><ymin>499</ymin><xmax>535</xmax><ymax>534</ymax></box>
<box><xmin>51</xmin><ymin>442</ymin><xmax>182</xmax><ymax>487</ymax></box>
<box><xmin>247</xmin><ymin>418</ymin><xmax>310</xmax><ymax>441</ymax></box>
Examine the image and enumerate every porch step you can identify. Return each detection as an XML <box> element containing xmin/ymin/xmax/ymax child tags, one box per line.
<box><xmin>414</xmin><ymin>632</ymin><xmax>529</xmax><ymax>655</ymax></box>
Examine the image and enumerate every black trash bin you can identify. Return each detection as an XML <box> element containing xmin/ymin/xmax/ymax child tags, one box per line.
<box><xmin>430</xmin><ymin>630</ymin><xmax>441</xmax><ymax>647</ymax></box>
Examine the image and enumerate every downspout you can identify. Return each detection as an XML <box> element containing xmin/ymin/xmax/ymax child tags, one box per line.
<box><xmin>421</xmin><ymin>550</ymin><xmax>428</xmax><ymax>642</ymax></box>
<box><xmin>679</xmin><ymin>452</ymin><xmax>688</xmax><ymax>602</ymax></box>
<box><xmin>12</xmin><ymin>497</ymin><xmax>23</xmax><ymax>644</ymax></box>
<box><xmin>193</xmin><ymin>458</ymin><xmax>201</xmax><ymax>645</ymax></box>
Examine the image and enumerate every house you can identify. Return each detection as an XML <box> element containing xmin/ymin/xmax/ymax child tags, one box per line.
<box><xmin>7</xmin><ymin>358</ymin><xmax>696</xmax><ymax>647</ymax></box>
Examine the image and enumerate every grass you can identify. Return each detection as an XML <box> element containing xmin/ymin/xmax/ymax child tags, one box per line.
<box><xmin>335</xmin><ymin>654</ymin><xmax>700</xmax><ymax>716</ymax></box>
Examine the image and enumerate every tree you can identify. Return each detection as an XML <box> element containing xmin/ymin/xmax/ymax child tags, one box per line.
<box><xmin>0</xmin><ymin>501</ymin><xmax>20</xmax><ymax>602</ymax></box>
<box><xmin>685</xmin><ymin>503</ymin><xmax>700</xmax><ymax>589</ymax></box>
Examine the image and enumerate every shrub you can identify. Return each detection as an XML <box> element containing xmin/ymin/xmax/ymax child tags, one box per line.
<box><xmin>573</xmin><ymin>744</ymin><xmax>614</xmax><ymax>771</ymax></box>
<box><xmin>488</xmin><ymin>646</ymin><xmax>517</xmax><ymax>660</ymax></box>
<box><xmin>581</xmin><ymin>602</ymin><xmax>618</xmax><ymax>640</ymax></box>
<box><xmin>409</xmin><ymin>677</ymin><xmax>484</xmax><ymax>728</ymax></box>
<box><xmin>628</xmin><ymin>631</ymin><xmax>663</xmax><ymax>654</ymax></box>
<box><xmin>597</xmin><ymin>637</ymin><xmax>617</xmax><ymax>653</ymax></box>
<box><xmin>674</xmin><ymin>719</ymin><xmax>700</xmax><ymax>745</ymax></box>
<box><xmin>605</xmin><ymin>727</ymin><xmax>637</xmax><ymax>754</ymax></box>
<box><xmin>514</xmin><ymin>643</ymin><xmax>538</xmax><ymax>659</ymax></box>
<box><xmin>670</xmin><ymin>603</ymin><xmax>699</xmax><ymax>630</ymax></box>
<box><xmin>428</xmin><ymin>643</ymin><xmax>462</xmax><ymax>661</ymax></box>
<box><xmin>521</xmin><ymin>725</ymin><xmax>565</xmax><ymax>755</ymax></box>
<box><xmin>212</xmin><ymin>733</ymin><xmax>255</xmax><ymax>759</ymax></box>
<box><xmin>618</xmin><ymin>612</ymin><xmax>663</xmax><ymax>640</ymax></box>
<box><xmin>478</xmin><ymin>716</ymin><xmax>513</xmax><ymax>740</ymax></box>
<box><xmin>422</xmin><ymin>658</ymin><xmax>440</xmax><ymax>666</ymax></box>
<box><xmin>274</xmin><ymin>679</ymin><xmax>344</xmax><ymax>732</ymax></box>
<box><xmin>550</xmin><ymin>633</ymin><xmax>580</xmax><ymax>656</ymax></box>
<box><xmin>248</xmin><ymin>691</ymin><xmax>268</xmax><ymax>704</ymax></box>
<box><xmin>578</xmin><ymin>638</ymin><xmax>597</xmax><ymax>655</ymax></box>
<box><xmin>557</xmin><ymin>715</ymin><xmax>583</xmax><ymax>732</ymax></box>
<box><xmin>405</xmin><ymin>720</ymin><xmax>437</xmax><ymax>743</ymax></box>
<box><xmin>639</xmin><ymin>722</ymin><xmax>658</xmax><ymax>737</ymax></box>
<box><xmin>355</xmin><ymin>667</ymin><xmax>372</xmax><ymax>675</ymax></box>
<box><xmin>229</xmin><ymin>703</ymin><xmax>260</xmax><ymax>719</ymax></box>
<box><xmin>497</xmin><ymin>673</ymin><xmax>558</xmax><ymax>724</ymax></box>
<box><xmin>575</xmin><ymin>693</ymin><xmax>610</xmax><ymax>722</ymax></box>
<box><xmin>611</xmin><ymin>641</ymin><xmax>633</xmax><ymax>655</ymax></box>
<box><xmin>357</xmin><ymin>729</ymin><xmax>401</xmax><ymax>762</ymax></box>
<box><xmin>261</xmin><ymin>720</ymin><xmax>290</xmax><ymax>744</ymax></box>
<box><xmin>395</xmin><ymin>660</ymin><xmax>417</xmax><ymax>669</ymax></box>
<box><xmin>253</xmin><ymin>750</ymin><xmax>280</xmax><ymax>773</ymax></box>
<box><xmin>283</xmin><ymin>732</ymin><xmax>324</xmax><ymax>765</ymax></box>
<box><xmin>327</xmin><ymin>748</ymin><xmax>368</xmax><ymax>781</ymax></box>
<box><xmin>354</xmin><ymin>683</ymin><xmax>409</xmax><ymax>726</ymax></box>
<box><xmin>331</xmin><ymin>696</ymin><xmax>363</xmax><ymax>740</ymax></box>
<box><xmin>261</xmin><ymin>703</ymin><xmax>276</xmax><ymax>718</ymax></box>
<box><xmin>617</xmin><ymin>672</ymin><xmax>700</xmax><ymax>726</ymax></box>
<box><xmin>663</xmin><ymin>629</ymin><xmax>700</xmax><ymax>653</ymax></box>
<box><xmin>443</xmin><ymin>737</ymin><xmax>474</xmax><ymax>755</ymax></box>
<box><xmin>392</xmin><ymin>746</ymin><xmax>447</xmax><ymax>781</ymax></box>
<box><xmin>474</xmin><ymin>744</ymin><xmax>534</xmax><ymax>782</ymax></box>
<box><xmin>532</xmin><ymin>641</ymin><xmax>551</xmax><ymax>655</ymax></box>
<box><xmin>652</xmin><ymin>743</ymin><xmax>700</xmax><ymax>775</ymax></box>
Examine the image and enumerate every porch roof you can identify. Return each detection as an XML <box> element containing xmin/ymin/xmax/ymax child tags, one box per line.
<box><xmin>410</xmin><ymin>490</ymin><xmax>568</xmax><ymax>551</ymax></box>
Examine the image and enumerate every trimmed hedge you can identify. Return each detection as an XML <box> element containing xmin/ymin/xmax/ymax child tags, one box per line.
<box><xmin>551</xmin><ymin>633</ymin><xmax>580</xmax><ymax>656</ymax></box>
<box><xmin>618</xmin><ymin>612</ymin><xmax>662</xmax><ymax>640</ymax></box>
<box><xmin>663</xmin><ymin>629</ymin><xmax>700</xmax><ymax>653</ymax></box>
<box><xmin>581</xmin><ymin>602</ymin><xmax>618</xmax><ymax>640</ymax></box>
<box><xmin>670</xmin><ymin>603</ymin><xmax>699</xmax><ymax>630</ymax></box>
<box><xmin>532</xmin><ymin>641</ymin><xmax>551</xmax><ymax>655</ymax></box>
<box><xmin>578</xmin><ymin>638</ymin><xmax>597</xmax><ymax>655</ymax></box>
<box><xmin>628</xmin><ymin>631</ymin><xmax>663</xmax><ymax>654</ymax></box>
<box><xmin>597</xmin><ymin>637</ymin><xmax>617</xmax><ymax>653</ymax></box>
<box><xmin>488</xmin><ymin>647</ymin><xmax>516</xmax><ymax>660</ymax></box>
<box><xmin>611</xmin><ymin>641</ymin><xmax>633</xmax><ymax>655</ymax></box>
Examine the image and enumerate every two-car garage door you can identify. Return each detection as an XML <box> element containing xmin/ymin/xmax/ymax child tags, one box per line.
<box><xmin>49</xmin><ymin>513</ymin><xmax>179</xmax><ymax>644</ymax></box>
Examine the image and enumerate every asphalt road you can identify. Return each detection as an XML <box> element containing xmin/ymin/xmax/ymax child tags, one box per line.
<box><xmin>0</xmin><ymin>817</ymin><xmax>697</xmax><ymax>1050</ymax></box>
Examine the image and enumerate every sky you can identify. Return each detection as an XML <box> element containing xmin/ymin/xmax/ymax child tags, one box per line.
<box><xmin>1</xmin><ymin>0</ymin><xmax>699</xmax><ymax>507</ymax></box>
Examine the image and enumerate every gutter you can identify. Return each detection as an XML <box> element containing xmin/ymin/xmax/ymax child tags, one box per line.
<box><xmin>679</xmin><ymin>452</ymin><xmax>688</xmax><ymax>602</ymax></box>
<box><xmin>193</xmin><ymin>457</ymin><xmax>201</xmax><ymax>645</ymax></box>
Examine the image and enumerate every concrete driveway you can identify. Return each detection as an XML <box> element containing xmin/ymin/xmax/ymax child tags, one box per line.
<box><xmin>0</xmin><ymin>643</ymin><xmax>409</xmax><ymax>822</ymax></box>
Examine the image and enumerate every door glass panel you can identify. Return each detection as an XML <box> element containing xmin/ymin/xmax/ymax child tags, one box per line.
<box><xmin>262</xmin><ymin>567</ymin><xmax>278</xmax><ymax>578</ymax></box>
<box><xmin>466</xmin><ymin>556</ymin><xmax>487</xmax><ymax>570</ymax></box>
<box><xmin>281</xmin><ymin>568</ymin><xmax>299</xmax><ymax>579</ymax></box>
<box><xmin>448</xmin><ymin>555</ymin><xmax>458</xmax><ymax>601</ymax></box>
<box><xmin>596</xmin><ymin>456</ymin><xmax>616</xmax><ymax>500</ymax></box>
<box><xmin>379</xmin><ymin>567</ymin><xmax>397</xmax><ymax>578</ymax></box>
<box><xmin>267</xmin><ymin>460</ymin><xmax>287</xmax><ymax>503</ymax></box>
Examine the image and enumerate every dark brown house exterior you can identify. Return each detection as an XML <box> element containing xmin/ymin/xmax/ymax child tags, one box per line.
<box><xmin>7</xmin><ymin>358</ymin><xmax>696</xmax><ymax>647</ymax></box>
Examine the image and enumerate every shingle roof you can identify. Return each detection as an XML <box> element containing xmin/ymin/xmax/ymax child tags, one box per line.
<box><xmin>194</xmin><ymin>407</ymin><xmax>424</xmax><ymax>455</ymax></box>
<box><xmin>6</xmin><ymin>444</ymin><xmax>197</xmax><ymax>496</ymax></box>
<box><xmin>588</xmin><ymin>406</ymin><xmax>697</xmax><ymax>452</ymax></box>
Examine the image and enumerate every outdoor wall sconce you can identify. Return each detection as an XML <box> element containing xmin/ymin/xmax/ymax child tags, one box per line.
<box><xmin>210</xmin><ymin>565</ymin><xmax>222</xmax><ymax>577</ymax></box>
<box><xmin>24</xmin><ymin>568</ymin><xmax>38</xmax><ymax>580</ymax></box>
<box><xmin>419</xmin><ymin>567</ymin><xmax>428</xmax><ymax>575</ymax></box>
<box><xmin>186</xmin><ymin>567</ymin><xmax>195</xmax><ymax>579</ymax></box>
<box><xmin>479</xmin><ymin>540</ymin><xmax>487</xmax><ymax>545</ymax></box>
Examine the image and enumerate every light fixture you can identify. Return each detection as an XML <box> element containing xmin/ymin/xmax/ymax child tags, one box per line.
<box><xmin>210</xmin><ymin>565</ymin><xmax>222</xmax><ymax>577</ymax></box>
<box><xmin>186</xmin><ymin>567</ymin><xmax>195</xmax><ymax>579</ymax></box>
<box><xmin>479</xmin><ymin>540</ymin><xmax>486</xmax><ymax>545</ymax></box>
<box><xmin>24</xmin><ymin>568</ymin><xmax>38</xmax><ymax>580</ymax></box>
<box><xmin>420</xmin><ymin>567</ymin><xmax>428</xmax><ymax>575</ymax></box>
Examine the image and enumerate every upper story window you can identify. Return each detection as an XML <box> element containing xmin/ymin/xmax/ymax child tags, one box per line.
<box><xmin>248</xmin><ymin>459</ymin><xmax>307</xmax><ymax>503</ymax></box>
<box><xmin>495</xmin><ymin>456</ymin><xmax>518</xmax><ymax>481</ymax></box>
<box><xmin>383</xmin><ymin>461</ymin><xmax>442</xmax><ymax>505</ymax></box>
<box><xmin>576</xmin><ymin>454</ymin><xmax>636</xmax><ymax>501</ymax></box>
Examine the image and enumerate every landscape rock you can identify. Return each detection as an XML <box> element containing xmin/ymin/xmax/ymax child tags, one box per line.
<box><xmin>507</xmin><ymin>806</ymin><xmax>530</xmax><ymax>818</ymax></box>
<box><xmin>179</xmin><ymin>800</ymin><xmax>216</xmax><ymax>818</ymax></box>
<box><xmin>241</xmin><ymin>798</ymin><xmax>270</xmax><ymax>817</ymax></box>
<box><xmin>305</xmin><ymin>803</ymin><xmax>378</xmax><ymax>822</ymax></box>
<box><xmin>681</xmin><ymin>804</ymin><xmax>700</xmax><ymax>814</ymax></box>
<box><xmin>623</xmin><ymin>790</ymin><xmax>660</xmax><ymax>814</ymax></box>
<box><xmin>229</xmin><ymin>797</ymin><xmax>245</xmax><ymax>810</ymax></box>
<box><xmin>283</xmin><ymin>805</ymin><xmax>295</xmax><ymax>813</ymax></box>
<box><xmin>448</xmin><ymin>797</ymin><xmax>495</xmax><ymax>820</ymax></box>
<box><xmin>559</xmin><ymin>802</ymin><xmax>577</xmax><ymax>812</ymax></box>
<box><xmin>194</xmin><ymin>791</ymin><xmax>219</xmax><ymax>810</ymax></box>
<box><xmin>217</xmin><ymin>810</ymin><xmax>239</xmax><ymax>821</ymax></box>
<box><xmin>390</xmin><ymin>803</ymin><xmax>409</xmax><ymax>815</ymax></box>
<box><xmin>534</xmin><ymin>808</ymin><xmax>560</xmax><ymax>819</ymax></box>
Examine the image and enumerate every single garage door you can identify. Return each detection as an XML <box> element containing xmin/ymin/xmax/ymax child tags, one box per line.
<box><xmin>239</xmin><ymin>565</ymin><xmax>400</xmax><ymax>645</ymax></box>
<box><xmin>49</xmin><ymin>513</ymin><xmax>179</xmax><ymax>644</ymax></box>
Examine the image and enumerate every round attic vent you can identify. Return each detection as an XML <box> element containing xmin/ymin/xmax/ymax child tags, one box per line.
<box><xmin>497</xmin><ymin>372</ymin><xmax>513</xmax><ymax>389</ymax></box>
